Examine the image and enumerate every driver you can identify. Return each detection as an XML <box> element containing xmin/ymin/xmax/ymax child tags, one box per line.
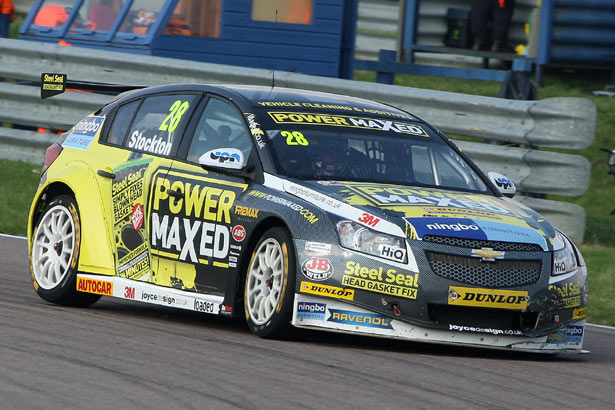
<box><xmin>312</xmin><ymin>137</ymin><xmax>349</xmax><ymax>178</ymax></box>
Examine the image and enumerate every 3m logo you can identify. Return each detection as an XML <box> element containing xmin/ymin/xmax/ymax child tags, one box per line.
<box><xmin>77</xmin><ymin>277</ymin><xmax>113</xmax><ymax>296</ymax></box>
<box><xmin>300</xmin><ymin>281</ymin><xmax>354</xmax><ymax>301</ymax></box>
<box><xmin>124</xmin><ymin>286</ymin><xmax>135</xmax><ymax>299</ymax></box>
<box><xmin>448</xmin><ymin>286</ymin><xmax>528</xmax><ymax>310</ymax></box>
<box><xmin>358</xmin><ymin>212</ymin><xmax>380</xmax><ymax>227</ymax></box>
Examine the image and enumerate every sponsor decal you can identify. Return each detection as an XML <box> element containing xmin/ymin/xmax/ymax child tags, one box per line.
<box><xmin>219</xmin><ymin>305</ymin><xmax>233</xmax><ymax>315</ymax></box>
<box><xmin>124</xmin><ymin>286</ymin><xmax>135</xmax><ymax>299</ymax></box>
<box><xmin>284</xmin><ymin>184</ymin><xmax>342</xmax><ymax>211</ymax></box>
<box><xmin>470</xmin><ymin>248</ymin><xmax>505</xmax><ymax>262</ymax></box>
<box><xmin>248</xmin><ymin>190</ymin><xmax>319</xmax><ymax>224</ymax></box>
<box><xmin>341</xmin><ymin>261</ymin><xmax>418</xmax><ymax>300</ymax></box>
<box><xmin>327</xmin><ymin>309</ymin><xmax>393</xmax><ymax>329</ymax></box>
<box><xmin>140</xmin><ymin>290</ymin><xmax>190</xmax><ymax>307</ymax></box>
<box><xmin>41</xmin><ymin>73</ymin><xmax>66</xmax><ymax>98</ymax></box>
<box><xmin>547</xmin><ymin>325</ymin><xmax>584</xmax><ymax>344</ymax></box>
<box><xmin>63</xmin><ymin>115</ymin><xmax>105</xmax><ymax>150</ymax></box>
<box><xmin>245</xmin><ymin>113</ymin><xmax>266</xmax><ymax>148</ymax></box>
<box><xmin>346</xmin><ymin>185</ymin><xmax>512</xmax><ymax>212</ymax></box>
<box><xmin>549</xmin><ymin>281</ymin><xmax>581</xmax><ymax>308</ymax></box>
<box><xmin>449</xmin><ymin>324</ymin><xmax>523</xmax><ymax>336</ymax></box>
<box><xmin>358</xmin><ymin>212</ymin><xmax>380</xmax><ymax>228</ymax></box>
<box><xmin>77</xmin><ymin>277</ymin><xmax>113</xmax><ymax>296</ymax></box>
<box><xmin>112</xmin><ymin>166</ymin><xmax>146</xmax><ymax>223</ymax></box>
<box><xmin>209</xmin><ymin>150</ymin><xmax>242</xmax><ymax>164</ymax></box>
<box><xmin>194</xmin><ymin>299</ymin><xmax>216</xmax><ymax>313</ymax></box>
<box><xmin>572</xmin><ymin>306</ymin><xmax>588</xmax><ymax>319</ymax></box>
<box><xmin>494</xmin><ymin>176</ymin><xmax>513</xmax><ymax>190</ymax></box>
<box><xmin>305</xmin><ymin>241</ymin><xmax>332</xmax><ymax>252</ymax></box>
<box><xmin>150</xmin><ymin>171</ymin><xmax>245</xmax><ymax>266</ymax></box>
<box><xmin>448</xmin><ymin>286</ymin><xmax>528</xmax><ymax>310</ymax></box>
<box><xmin>128</xmin><ymin>130</ymin><xmax>172</xmax><ymax>156</ymax></box>
<box><xmin>300</xmin><ymin>281</ymin><xmax>354</xmax><ymax>301</ymax></box>
<box><xmin>131</xmin><ymin>203</ymin><xmax>144</xmax><ymax>231</ymax></box>
<box><xmin>407</xmin><ymin>217</ymin><xmax>485</xmax><ymax>240</ymax></box>
<box><xmin>118</xmin><ymin>241</ymin><xmax>149</xmax><ymax>280</ymax></box>
<box><xmin>301</xmin><ymin>257</ymin><xmax>333</xmax><ymax>281</ymax></box>
<box><xmin>257</xmin><ymin>101</ymin><xmax>414</xmax><ymax>119</ymax></box>
<box><xmin>405</xmin><ymin>216</ymin><xmax>546</xmax><ymax>248</ymax></box>
<box><xmin>232</xmin><ymin>225</ymin><xmax>246</xmax><ymax>242</ymax></box>
<box><xmin>296</xmin><ymin>302</ymin><xmax>327</xmax><ymax>320</ymax></box>
<box><xmin>112</xmin><ymin>161</ymin><xmax>151</xmax><ymax>279</ymax></box>
<box><xmin>267</xmin><ymin>112</ymin><xmax>427</xmax><ymax>136</ymax></box>
<box><xmin>378</xmin><ymin>244</ymin><xmax>407</xmax><ymax>263</ymax></box>
<box><xmin>234</xmin><ymin>205</ymin><xmax>259</xmax><ymax>218</ymax></box>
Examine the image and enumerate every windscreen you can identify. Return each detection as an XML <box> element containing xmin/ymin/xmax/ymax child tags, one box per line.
<box><xmin>261</xmin><ymin>111</ymin><xmax>489</xmax><ymax>194</ymax></box>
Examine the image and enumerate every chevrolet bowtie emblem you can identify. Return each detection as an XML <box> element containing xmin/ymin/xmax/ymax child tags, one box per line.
<box><xmin>471</xmin><ymin>247</ymin><xmax>505</xmax><ymax>262</ymax></box>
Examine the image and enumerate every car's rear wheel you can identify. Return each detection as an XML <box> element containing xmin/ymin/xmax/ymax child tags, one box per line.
<box><xmin>29</xmin><ymin>195</ymin><xmax>100</xmax><ymax>307</ymax></box>
<box><xmin>244</xmin><ymin>227</ymin><xmax>295</xmax><ymax>338</ymax></box>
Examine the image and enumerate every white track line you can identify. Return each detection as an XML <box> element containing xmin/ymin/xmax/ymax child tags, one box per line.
<box><xmin>1</xmin><ymin>232</ymin><xmax>613</xmax><ymax>330</ymax></box>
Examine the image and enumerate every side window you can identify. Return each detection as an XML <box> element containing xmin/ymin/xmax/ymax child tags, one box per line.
<box><xmin>435</xmin><ymin>151</ymin><xmax>467</xmax><ymax>189</ymax></box>
<box><xmin>411</xmin><ymin>146</ymin><xmax>434</xmax><ymax>185</ymax></box>
<box><xmin>125</xmin><ymin>94</ymin><xmax>199</xmax><ymax>157</ymax></box>
<box><xmin>105</xmin><ymin>100</ymin><xmax>140</xmax><ymax>146</ymax></box>
<box><xmin>186</xmin><ymin>98</ymin><xmax>253</xmax><ymax>163</ymax></box>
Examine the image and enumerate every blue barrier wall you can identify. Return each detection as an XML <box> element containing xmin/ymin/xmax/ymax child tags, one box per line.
<box><xmin>548</xmin><ymin>0</ymin><xmax>615</xmax><ymax>66</ymax></box>
<box><xmin>19</xmin><ymin>0</ymin><xmax>358</xmax><ymax>78</ymax></box>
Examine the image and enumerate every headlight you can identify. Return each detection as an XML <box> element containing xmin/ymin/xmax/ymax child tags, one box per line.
<box><xmin>336</xmin><ymin>221</ymin><xmax>407</xmax><ymax>263</ymax></box>
<box><xmin>552</xmin><ymin>231</ymin><xmax>579</xmax><ymax>276</ymax></box>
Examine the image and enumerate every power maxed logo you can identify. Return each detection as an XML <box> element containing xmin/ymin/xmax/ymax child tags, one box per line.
<box><xmin>149</xmin><ymin>171</ymin><xmax>245</xmax><ymax>265</ymax></box>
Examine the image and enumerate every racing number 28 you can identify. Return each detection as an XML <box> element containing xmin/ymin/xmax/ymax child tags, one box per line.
<box><xmin>282</xmin><ymin>131</ymin><xmax>308</xmax><ymax>146</ymax></box>
<box><xmin>159</xmin><ymin>100</ymin><xmax>190</xmax><ymax>133</ymax></box>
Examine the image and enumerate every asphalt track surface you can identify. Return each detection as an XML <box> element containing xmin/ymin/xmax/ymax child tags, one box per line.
<box><xmin>2</xmin><ymin>236</ymin><xmax>614</xmax><ymax>410</ymax></box>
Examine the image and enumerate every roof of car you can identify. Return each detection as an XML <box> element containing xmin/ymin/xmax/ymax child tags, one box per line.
<box><xmin>121</xmin><ymin>83</ymin><xmax>418</xmax><ymax>122</ymax></box>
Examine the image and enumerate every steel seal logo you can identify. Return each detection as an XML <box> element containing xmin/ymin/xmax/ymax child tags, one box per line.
<box><xmin>448</xmin><ymin>286</ymin><xmax>528</xmax><ymax>310</ymax></box>
<box><xmin>300</xmin><ymin>281</ymin><xmax>354</xmax><ymax>300</ymax></box>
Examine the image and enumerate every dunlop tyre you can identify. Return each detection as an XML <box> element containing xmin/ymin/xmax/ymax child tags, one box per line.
<box><xmin>244</xmin><ymin>227</ymin><xmax>295</xmax><ymax>339</ymax></box>
<box><xmin>30</xmin><ymin>195</ymin><xmax>100</xmax><ymax>307</ymax></box>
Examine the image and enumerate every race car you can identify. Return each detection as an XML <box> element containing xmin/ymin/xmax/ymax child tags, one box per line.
<box><xmin>28</xmin><ymin>74</ymin><xmax>588</xmax><ymax>353</ymax></box>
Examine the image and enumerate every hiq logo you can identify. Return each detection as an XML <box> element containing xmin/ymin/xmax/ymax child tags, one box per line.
<box><xmin>426</xmin><ymin>222</ymin><xmax>479</xmax><ymax>232</ymax></box>
<box><xmin>296</xmin><ymin>302</ymin><xmax>326</xmax><ymax>320</ymax></box>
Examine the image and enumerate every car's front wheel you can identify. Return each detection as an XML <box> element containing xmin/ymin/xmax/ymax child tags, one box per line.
<box><xmin>244</xmin><ymin>227</ymin><xmax>296</xmax><ymax>338</ymax></box>
<box><xmin>29</xmin><ymin>195</ymin><xmax>100</xmax><ymax>307</ymax></box>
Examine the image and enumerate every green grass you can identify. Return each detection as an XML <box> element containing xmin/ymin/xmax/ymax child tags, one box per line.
<box><xmin>0</xmin><ymin>159</ymin><xmax>41</xmax><ymax>236</ymax></box>
<box><xmin>579</xmin><ymin>244</ymin><xmax>615</xmax><ymax>327</ymax></box>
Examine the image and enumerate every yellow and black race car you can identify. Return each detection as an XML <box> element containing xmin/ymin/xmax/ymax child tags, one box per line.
<box><xmin>28</xmin><ymin>75</ymin><xmax>588</xmax><ymax>353</ymax></box>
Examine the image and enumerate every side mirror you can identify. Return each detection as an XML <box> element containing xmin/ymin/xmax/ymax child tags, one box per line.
<box><xmin>199</xmin><ymin>148</ymin><xmax>245</xmax><ymax>170</ymax></box>
<box><xmin>488</xmin><ymin>171</ymin><xmax>516</xmax><ymax>198</ymax></box>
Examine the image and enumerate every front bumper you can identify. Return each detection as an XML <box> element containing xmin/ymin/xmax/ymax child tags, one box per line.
<box><xmin>292</xmin><ymin>293</ymin><xmax>587</xmax><ymax>354</ymax></box>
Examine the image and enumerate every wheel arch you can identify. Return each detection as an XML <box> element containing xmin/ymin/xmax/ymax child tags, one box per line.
<box><xmin>29</xmin><ymin>172</ymin><xmax>115</xmax><ymax>276</ymax></box>
<box><xmin>230</xmin><ymin>216</ymin><xmax>292</xmax><ymax>312</ymax></box>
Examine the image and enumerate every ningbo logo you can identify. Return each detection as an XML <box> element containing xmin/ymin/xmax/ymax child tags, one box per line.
<box><xmin>426</xmin><ymin>222</ymin><xmax>479</xmax><ymax>232</ymax></box>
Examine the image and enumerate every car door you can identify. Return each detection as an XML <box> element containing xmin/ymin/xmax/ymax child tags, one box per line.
<box><xmin>95</xmin><ymin>92</ymin><xmax>202</xmax><ymax>286</ymax></box>
<box><xmin>149</xmin><ymin>95</ymin><xmax>255</xmax><ymax>296</ymax></box>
